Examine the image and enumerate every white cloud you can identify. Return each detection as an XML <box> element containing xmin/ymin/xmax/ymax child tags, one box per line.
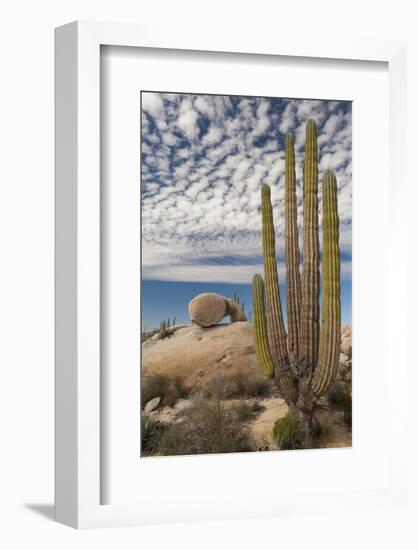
<box><xmin>177</xmin><ymin>99</ymin><xmax>199</xmax><ymax>141</ymax></box>
<box><xmin>252</xmin><ymin>101</ymin><xmax>270</xmax><ymax>136</ymax></box>
<box><xmin>194</xmin><ymin>96</ymin><xmax>215</xmax><ymax>117</ymax></box>
<box><xmin>163</xmin><ymin>132</ymin><xmax>178</xmax><ymax>147</ymax></box>
<box><xmin>142</xmin><ymin>259</ymin><xmax>352</xmax><ymax>285</ymax></box>
<box><xmin>202</xmin><ymin>126</ymin><xmax>222</xmax><ymax>146</ymax></box>
<box><xmin>142</xmin><ymin>92</ymin><xmax>163</xmax><ymax>116</ymax></box>
<box><xmin>279</xmin><ymin>103</ymin><xmax>296</xmax><ymax>134</ymax></box>
<box><xmin>323</xmin><ymin>111</ymin><xmax>344</xmax><ymax>138</ymax></box>
<box><xmin>141</xmin><ymin>93</ymin><xmax>352</xmax><ymax>287</ymax></box>
<box><xmin>320</xmin><ymin>149</ymin><xmax>350</xmax><ymax>171</ymax></box>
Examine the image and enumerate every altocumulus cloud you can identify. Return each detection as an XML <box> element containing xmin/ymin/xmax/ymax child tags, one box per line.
<box><xmin>141</xmin><ymin>92</ymin><xmax>352</xmax><ymax>284</ymax></box>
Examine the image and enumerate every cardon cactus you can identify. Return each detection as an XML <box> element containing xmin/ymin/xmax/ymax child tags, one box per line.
<box><xmin>252</xmin><ymin>119</ymin><xmax>341</xmax><ymax>426</ymax></box>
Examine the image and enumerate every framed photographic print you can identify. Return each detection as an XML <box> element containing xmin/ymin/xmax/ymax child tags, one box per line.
<box><xmin>55</xmin><ymin>21</ymin><xmax>407</xmax><ymax>528</ymax></box>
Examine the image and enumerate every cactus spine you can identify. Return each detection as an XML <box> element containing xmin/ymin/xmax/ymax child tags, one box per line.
<box><xmin>252</xmin><ymin>119</ymin><xmax>341</xmax><ymax>422</ymax></box>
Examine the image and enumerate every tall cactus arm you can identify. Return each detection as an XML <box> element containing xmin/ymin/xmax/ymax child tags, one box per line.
<box><xmin>313</xmin><ymin>171</ymin><xmax>341</xmax><ymax>396</ymax></box>
<box><xmin>261</xmin><ymin>184</ymin><xmax>288</xmax><ymax>369</ymax></box>
<box><xmin>300</xmin><ymin>119</ymin><xmax>320</xmax><ymax>371</ymax></box>
<box><xmin>252</xmin><ymin>275</ymin><xmax>298</xmax><ymax>402</ymax></box>
<box><xmin>285</xmin><ymin>133</ymin><xmax>302</xmax><ymax>361</ymax></box>
<box><xmin>252</xmin><ymin>274</ymin><xmax>275</xmax><ymax>378</ymax></box>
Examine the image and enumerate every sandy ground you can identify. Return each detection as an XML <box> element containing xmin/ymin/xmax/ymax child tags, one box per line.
<box><xmin>148</xmin><ymin>394</ymin><xmax>352</xmax><ymax>451</ymax></box>
<box><xmin>244</xmin><ymin>396</ymin><xmax>351</xmax><ymax>450</ymax></box>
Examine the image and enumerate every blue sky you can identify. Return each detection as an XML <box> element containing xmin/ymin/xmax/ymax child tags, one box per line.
<box><xmin>141</xmin><ymin>92</ymin><xmax>352</xmax><ymax>330</ymax></box>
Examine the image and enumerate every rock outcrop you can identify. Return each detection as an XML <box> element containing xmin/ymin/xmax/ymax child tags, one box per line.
<box><xmin>142</xmin><ymin>323</ymin><xmax>352</xmax><ymax>394</ymax></box>
<box><xmin>188</xmin><ymin>292</ymin><xmax>247</xmax><ymax>327</ymax></box>
<box><xmin>142</xmin><ymin>322</ymin><xmax>257</xmax><ymax>391</ymax></box>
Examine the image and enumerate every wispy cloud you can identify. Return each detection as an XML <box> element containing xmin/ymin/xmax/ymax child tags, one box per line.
<box><xmin>141</xmin><ymin>93</ymin><xmax>352</xmax><ymax>284</ymax></box>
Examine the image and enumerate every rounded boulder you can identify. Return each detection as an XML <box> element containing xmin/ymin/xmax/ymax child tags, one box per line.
<box><xmin>188</xmin><ymin>292</ymin><xmax>228</xmax><ymax>327</ymax></box>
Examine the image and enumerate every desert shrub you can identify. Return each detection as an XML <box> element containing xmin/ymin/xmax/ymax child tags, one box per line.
<box><xmin>327</xmin><ymin>381</ymin><xmax>352</xmax><ymax>428</ymax></box>
<box><xmin>272</xmin><ymin>413</ymin><xmax>312</xmax><ymax>450</ymax></box>
<box><xmin>234</xmin><ymin>401</ymin><xmax>254</xmax><ymax>422</ymax></box>
<box><xmin>232</xmin><ymin>370</ymin><xmax>272</xmax><ymax>397</ymax></box>
<box><xmin>310</xmin><ymin>419</ymin><xmax>332</xmax><ymax>448</ymax></box>
<box><xmin>202</xmin><ymin>370</ymin><xmax>272</xmax><ymax>399</ymax></box>
<box><xmin>339</xmin><ymin>364</ymin><xmax>352</xmax><ymax>384</ymax></box>
<box><xmin>201</xmin><ymin>373</ymin><xmax>229</xmax><ymax>399</ymax></box>
<box><xmin>141</xmin><ymin>414</ymin><xmax>164</xmax><ymax>456</ymax></box>
<box><xmin>141</xmin><ymin>374</ymin><xmax>188</xmax><ymax>408</ymax></box>
<box><xmin>328</xmin><ymin>382</ymin><xmax>346</xmax><ymax>406</ymax></box>
<box><xmin>157</xmin><ymin>397</ymin><xmax>253</xmax><ymax>456</ymax></box>
<box><xmin>141</xmin><ymin>329</ymin><xmax>157</xmax><ymax>343</ymax></box>
<box><xmin>163</xmin><ymin>376</ymin><xmax>189</xmax><ymax>407</ymax></box>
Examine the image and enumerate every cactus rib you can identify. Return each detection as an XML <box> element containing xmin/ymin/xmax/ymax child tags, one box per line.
<box><xmin>312</xmin><ymin>170</ymin><xmax>341</xmax><ymax>396</ymax></box>
<box><xmin>261</xmin><ymin>184</ymin><xmax>288</xmax><ymax>369</ymax></box>
<box><xmin>252</xmin><ymin>275</ymin><xmax>298</xmax><ymax>401</ymax></box>
<box><xmin>252</xmin><ymin>274</ymin><xmax>275</xmax><ymax>378</ymax></box>
<box><xmin>300</xmin><ymin>119</ymin><xmax>320</xmax><ymax>371</ymax></box>
<box><xmin>285</xmin><ymin>133</ymin><xmax>302</xmax><ymax>362</ymax></box>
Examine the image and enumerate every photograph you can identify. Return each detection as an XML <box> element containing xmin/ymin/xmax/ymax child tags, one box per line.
<box><xmin>140</xmin><ymin>91</ymin><xmax>352</xmax><ymax>457</ymax></box>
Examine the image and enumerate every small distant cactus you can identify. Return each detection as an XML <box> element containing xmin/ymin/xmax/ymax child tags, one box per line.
<box><xmin>252</xmin><ymin>120</ymin><xmax>341</xmax><ymax>429</ymax></box>
<box><xmin>160</xmin><ymin>320</ymin><xmax>168</xmax><ymax>338</ymax></box>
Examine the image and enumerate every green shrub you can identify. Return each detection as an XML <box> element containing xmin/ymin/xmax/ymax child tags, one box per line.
<box><xmin>141</xmin><ymin>374</ymin><xmax>187</xmax><ymax>408</ymax></box>
<box><xmin>157</xmin><ymin>397</ymin><xmax>253</xmax><ymax>456</ymax></box>
<box><xmin>272</xmin><ymin>413</ymin><xmax>312</xmax><ymax>450</ymax></box>
<box><xmin>141</xmin><ymin>414</ymin><xmax>164</xmax><ymax>456</ymax></box>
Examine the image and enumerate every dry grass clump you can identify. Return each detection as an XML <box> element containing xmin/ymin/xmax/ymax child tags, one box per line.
<box><xmin>141</xmin><ymin>374</ymin><xmax>188</xmax><ymax>408</ymax></box>
<box><xmin>141</xmin><ymin>414</ymin><xmax>164</xmax><ymax>456</ymax></box>
<box><xmin>157</xmin><ymin>397</ymin><xmax>253</xmax><ymax>456</ymax></box>
<box><xmin>201</xmin><ymin>370</ymin><xmax>272</xmax><ymax>399</ymax></box>
<box><xmin>234</xmin><ymin>401</ymin><xmax>257</xmax><ymax>422</ymax></box>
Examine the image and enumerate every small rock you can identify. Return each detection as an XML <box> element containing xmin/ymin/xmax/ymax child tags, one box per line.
<box><xmin>339</xmin><ymin>352</ymin><xmax>350</xmax><ymax>366</ymax></box>
<box><xmin>174</xmin><ymin>399</ymin><xmax>194</xmax><ymax>414</ymax></box>
<box><xmin>340</xmin><ymin>329</ymin><xmax>352</xmax><ymax>358</ymax></box>
<box><xmin>144</xmin><ymin>396</ymin><xmax>161</xmax><ymax>413</ymax></box>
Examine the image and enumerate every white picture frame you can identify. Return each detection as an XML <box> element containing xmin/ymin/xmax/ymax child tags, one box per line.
<box><xmin>55</xmin><ymin>21</ymin><xmax>407</xmax><ymax>529</ymax></box>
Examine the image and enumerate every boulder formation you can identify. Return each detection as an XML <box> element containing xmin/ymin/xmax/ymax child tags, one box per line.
<box><xmin>188</xmin><ymin>292</ymin><xmax>247</xmax><ymax>327</ymax></box>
